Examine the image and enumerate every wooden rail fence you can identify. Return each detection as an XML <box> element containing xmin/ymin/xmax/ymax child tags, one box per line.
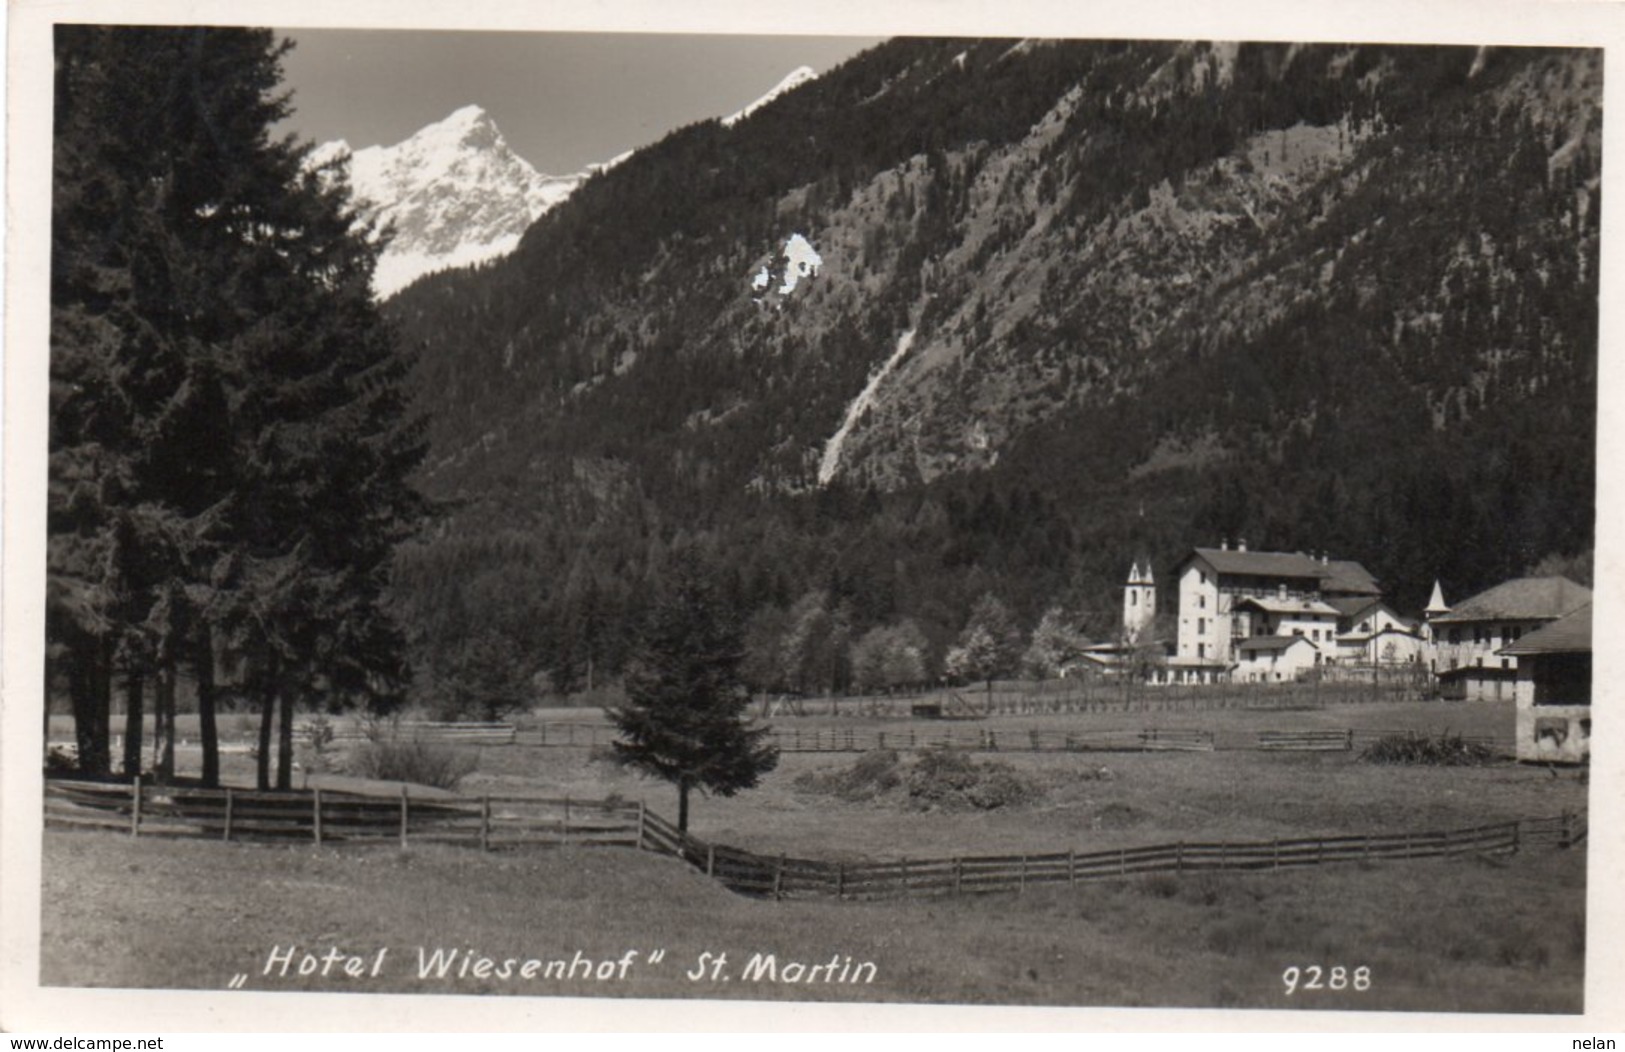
<box><xmin>46</xmin><ymin>779</ymin><xmax>1582</xmax><ymax>901</ymax></box>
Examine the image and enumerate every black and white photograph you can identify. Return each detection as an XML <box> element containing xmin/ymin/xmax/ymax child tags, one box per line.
<box><xmin>4</xmin><ymin>0</ymin><xmax>1623</xmax><ymax>1036</ymax></box>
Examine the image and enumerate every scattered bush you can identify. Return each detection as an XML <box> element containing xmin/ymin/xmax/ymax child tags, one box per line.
<box><xmin>795</xmin><ymin>747</ymin><xmax>1044</xmax><ymax>810</ymax></box>
<box><xmin>346</xmin><ymin>741</ymin><xmax>478</xmax><ymax>790</ymax></box>
<box><xmin>1360</xmin><ymin>731</ymin><xmax>1497</xmax><ymax>766</ymax></box>
<box><xmin>904</xmin><ymin>749</ymin><xmax>1043</xmax><ymax>811</ymax></box>
<box><xmin>794</xmin><ymin>749</ymin><xmax>903</xmax><ymax>801</ymax></box>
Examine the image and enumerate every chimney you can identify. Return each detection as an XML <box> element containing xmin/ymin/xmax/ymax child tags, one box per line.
<box><xmin>1237</xmin><ymin>537</ymin><xmax>1247</xmax><ymax>552</ymax></box>
<box><xmin>1220</xmin><ymin>537</ymin><xmax>1229</xmax><ymax>551</ymax></box>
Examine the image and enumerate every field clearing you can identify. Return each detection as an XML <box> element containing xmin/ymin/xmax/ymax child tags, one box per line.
<box><xmin>44</xmin><ymin>700</ymin><xmax>1580</xmax><ymax>862</ymax></box>
<box><xmin>39</xmin><ymin>828</ymin><xmax>1585</xmax><ymax>1012</ymax></box>
<box><xmin>468</xmin><ymin>742</ymin><xmax>1584</xmax><ymax>861</ymax></box>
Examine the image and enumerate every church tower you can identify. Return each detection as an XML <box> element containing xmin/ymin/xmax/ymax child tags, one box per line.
<box><xmin>1123</xmin><ymin>559</ymin><xmax>1157</xmax><ymax>644</ymax></box>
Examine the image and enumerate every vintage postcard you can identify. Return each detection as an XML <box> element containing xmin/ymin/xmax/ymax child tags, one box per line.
<box><xmin>4</xmin><ymin>0</ymin><xmax>1623</xmax><ymax>1036</ymax></box>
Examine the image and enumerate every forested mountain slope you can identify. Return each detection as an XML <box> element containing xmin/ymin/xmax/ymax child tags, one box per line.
<box><xmin>385</xmin><ymin>39</ymin><xmax>1599</xmax><ymax>704</ymax></box>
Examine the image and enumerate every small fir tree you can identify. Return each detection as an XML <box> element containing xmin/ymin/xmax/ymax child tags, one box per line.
<box><xmin>610</xmin><ymin>565</ymin><xmax>778</xmax><ymax>832</ymax></box>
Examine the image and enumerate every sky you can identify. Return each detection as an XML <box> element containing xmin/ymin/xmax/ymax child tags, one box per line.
<box><xmin>275</xmin><ymin>30</ymin><xmax>884</xmax><ymax>175</ymax></box>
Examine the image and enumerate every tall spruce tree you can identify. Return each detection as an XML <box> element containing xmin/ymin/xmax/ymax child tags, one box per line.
<box><xmin>609</xmin><ymin>561</ymin><xmax>778</xmax><ymax>832</ymax></box>
<box><xmin>48</xmin><ymin>26</ymin><xmax>427</xmax><ymax>785</ymax></box>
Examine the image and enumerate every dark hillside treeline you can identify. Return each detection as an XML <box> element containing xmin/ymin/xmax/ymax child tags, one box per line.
<box><xmin>386</xmin><ymin>40</ymin><xmax>1597</xmax><ymax>709</ymax></box>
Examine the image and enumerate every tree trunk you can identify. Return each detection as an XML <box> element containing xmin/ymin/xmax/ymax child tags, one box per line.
<box><xmin>195</xmin><ymin>629</ymin><xmax>219</xmax><ymax>788</ymax></box>
<box><xmin>72</xmin><ymin>635</ymin><xmax>114</xmax><ymax>777</ymax></box>
<box><xmin>68</xmin><ymin>638</ymin><xmax>103</xmax><ymax>775</ymax></box>
<box><xmin>154</xmin><ymin>661</ymin><xmax>176</xmax><ymax>783</ymax></box>
<box><xmin>122</xmin><ymin>672</ymin><xmax>144</xmax><ymax>777</ymax></box>
<box><xmin>256</xmin><ymin>675</ymin><xmax>275</xmax><ymax>791</ymax></box>
<box><xmin>677</xmin><ymin>778</ymin><xmax>691</xmax><ymax>833</ymax></box>
<box><xmin>275</xmin><ymin>680</ymin><xmax>295</xmax><ymax>790</ymax></box>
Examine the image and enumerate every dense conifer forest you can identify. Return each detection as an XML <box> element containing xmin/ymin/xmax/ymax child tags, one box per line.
<box><xmin>383</xmin><ymin>39</ymin><xmax>1597</xmax><ymax>712</ymax></box>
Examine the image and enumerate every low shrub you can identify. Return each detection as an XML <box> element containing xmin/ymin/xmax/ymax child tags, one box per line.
<box><xmin>346</xmin><ymin>741</ymin><xmax>478</xmax><ymax>790</ymax></box>
<box><xmin>904</xmin><ymin>749</ymin><xmax>1042</xmax><ymax>811</ymax></box>
<box><xmin>794</xmin><ymin>749</ymin><xmax>903</xmax><ymax>801</ymax></box>
<box><xmin>794</xmin><ymin>748</ymin><xmax>1044</xmax><ymax>810</ymax></box>
<box><xmin>1360</xmin><ymin>731</ymin><xmax>1497</xmax><ymax>766</ymax></box>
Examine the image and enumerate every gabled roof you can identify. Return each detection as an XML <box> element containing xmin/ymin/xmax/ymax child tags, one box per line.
<box><xmin>1431</xmin><ymin>576</ymin><xmax>1592</xmax><ymax>625</ymax></box>
<box><xmin>1327</xmin><ymin>596</ymin><xmax>1383</xmax><ymax>620</ymax></box>
<box><xmin>1500</xmin><ymin>603</ymin><xmax>1592</xmax><ymax>655</ymax></box>
<box><xmin>1321</xmin><ymin>560</ymin><xmax>1381</xmax><ymax>596</ymax></box>
<box><xmin>1236</xmin><ymin>634</ymin><xmax>1319</xmax><ymax>653</ymax></box>
<box><xmin>1234</xmin><ymin>596</ymin><xmax>1340</xmax><ymax>617</ymax></box>
<box><xmin>1327</xmin><ymin>597</ymin><xmax>1413</xmax><ymax>628</ymax></box>
<box><xmin>1179</xmin><ymin>548</ymin><xmax>1326</xmax><ymax>579</ymax></box>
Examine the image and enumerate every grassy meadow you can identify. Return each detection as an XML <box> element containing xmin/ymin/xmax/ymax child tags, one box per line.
<box><xmin>40</xmin><ymin>828</ymin><xmax>1585</xmax><ymax>1012</ymax></box>
<box><xmin>38</xmin><ymin>693</ymin><xmax>1591</xmax><ymax>1013</ymax></box>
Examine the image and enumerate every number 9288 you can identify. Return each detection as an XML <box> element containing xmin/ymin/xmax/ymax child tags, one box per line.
<box><xmin>1282</xmin><ymin>965</ymin><xmax>1370</xmax><ymax>995</ymax></box>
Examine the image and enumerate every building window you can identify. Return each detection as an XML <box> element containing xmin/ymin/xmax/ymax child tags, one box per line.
<box><xmin>1199</xmin><ymin>643</ymin><xmax>1207</xmax><ymax>658</ymax></box>
<box><xmin>1200</xmin><ymin>595</ymin><xmax>1207</xmax><ymax>609</ymax></box>
<box><xmin>1198</xmin><ymin>617</ymin><xmax>1206</xmax><ymax>634</ymax></box>
<box><xmin>1130</xmin><ymin>593</ymin><xmax>1137</xmax><ymax>607</ymax></box>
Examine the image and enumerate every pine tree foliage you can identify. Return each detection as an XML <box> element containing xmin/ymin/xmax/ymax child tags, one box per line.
<box><xmin>48</xmin><ymin>26</ymin><xmax>428</xmax><ymax>784</ymax></box>
<box><xmin>609</xmin><ymin>563</ymin><xmax>778</xmax><ymax>831</ymax></box>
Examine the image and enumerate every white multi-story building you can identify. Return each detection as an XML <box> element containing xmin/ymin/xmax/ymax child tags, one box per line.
<box><xmin>1168</xmin><ymin>540</ymin><xmax>1381</xmax><ymax>682</ymax></box>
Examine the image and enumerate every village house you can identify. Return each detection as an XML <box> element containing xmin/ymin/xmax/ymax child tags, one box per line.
<box><xmin>1328</xmin><ymin>597</ymin><xmax>1425</xmax><ymax>665</ymax></box>
<box><xmin>1425</xmin><ymin>576</ymin><xmax>1592</xmax><ymax>701</ymax></box>
<box><xmin>1500</xmin><ymin>603</ymin><xmax>1591</xmax><ymax>763</ymax></box>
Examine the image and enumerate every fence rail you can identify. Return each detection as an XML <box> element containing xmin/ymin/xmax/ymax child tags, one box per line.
<box><xmin>46</xmin><ymin>779</ymin><xmax>1583</xmax><ymax>902</ymax></box>
<box><xmin>500</xmin><ymin>722</ymin><xmax>1512</xmax><ymax>756</ymax></box>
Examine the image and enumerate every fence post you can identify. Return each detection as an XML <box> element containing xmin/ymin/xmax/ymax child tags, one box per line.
<box><xmin>774</xmin><ymin>854</ymin><xmax>785</xmax><ymax>901</ymax></box>
<box><xmin>954</xmin><ymin>857</ymin><xmax>963</xmax><ymax>896</ymax></box>
<box><xmin>837</xmin><ymin>861</ymin><xmax>845</xmax><ymax>900</ymax></box>
<box><xmin>878</xmin><ymin>732</ymin><xmax>886</xmax><ymax>751</ymax></box>
<box><xmin>1271</xmin><ymin>838</ymin><xmax>1279</xmax><ymax>870</ymax></box>
<box><xmin>1068</xmin><ymin>849</ymin><xmax>1076</xmax><ymax>886</ymax></box>
<box><xmin>540</xmin><ymin>724</ymin><xmax>547</xmax><ymax>746</ymax></box>
<box><xmin>400</xmin><ymin>784</ymin><xmax>409</xmax><ymax>848</ymax></box>
<box><xmin>706</xmin><ymin>844</ymin><xmax>716</xmax><ymax>878</ymax></box>
<box><xmin>1562</xmin><ymin>810</ymin><xmax>1574</xmax><ymax>848</ymax></box>
<box><xmin>480</xmin><ymin>795</ymin><xmax>491</xmax><ymax>852</ymax></box>
<box><xmin>223</xmin><ymin>787</ymin><xmax>234</xmax><ymax>842</ymax></box>
<box><xmin>1118</xmin><ymin>846</ymin><xmax>1127</xmax><ymax>877</ymax></box>
<box><xmin>313</xmin><ymin>788</ymin><xmax>323</xmax><ymax>845</ymax></box>
<box><xmin>1512</xmin><ymin>819</ymin><xmax>1522</xmax><ymax>854</ymax></box>
<box><xmin>1019</xmin><ymin>855</ymin><xmax>1027</xmax><ymax>893</ymax></box>
<box><xmin>1176</xmin><ymin>841</ymin><xmax>1184</xmax><ymax>871</ymax></box>
<box><xmin>563</xmin><ymin>795</ymin><xmax>571</xmax><ymax>844</ymax></box>
<box><xmin>636</xmin><ymin>801</ymin><xmax>647</xmax><ymax>850</ymax></box>
<box><xmin>130</xmin><ymin>776</ymin><xmax>142</xmax><ymax>838</ymax></box>
<box><xmin>1345</xmin><ymin>728</ymin><xmax>1355</xmax><ymax>751</ymax></box>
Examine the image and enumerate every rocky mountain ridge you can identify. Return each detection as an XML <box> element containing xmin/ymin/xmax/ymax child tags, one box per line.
<box><xmin>384</xmin><ymin>39</ymin><xmax>1598</xmax><ymax>695</ymax></box>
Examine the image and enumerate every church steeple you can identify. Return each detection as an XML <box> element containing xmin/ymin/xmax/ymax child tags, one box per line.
<box><xmin>1123</xmin><ymin>558</ymin><xmax>1157</xmax><ymax>644</ymax></box>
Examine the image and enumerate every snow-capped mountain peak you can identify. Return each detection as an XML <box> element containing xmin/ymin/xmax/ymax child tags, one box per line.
<box><xmin>316</xmin><ymin>106</ymin><xmax>594</xmax><ymax>299</ymax></box>
<box><xmin>722</xmin><ymin>66</ymin><xmax>818</xmax><ymax>127</ymax></box>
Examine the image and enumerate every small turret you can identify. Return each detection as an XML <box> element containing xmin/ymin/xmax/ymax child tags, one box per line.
<box><xmin>1425</xmin><ymin>580</ymin><xmax>1450</xmax><ymax>617</ymax></box>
